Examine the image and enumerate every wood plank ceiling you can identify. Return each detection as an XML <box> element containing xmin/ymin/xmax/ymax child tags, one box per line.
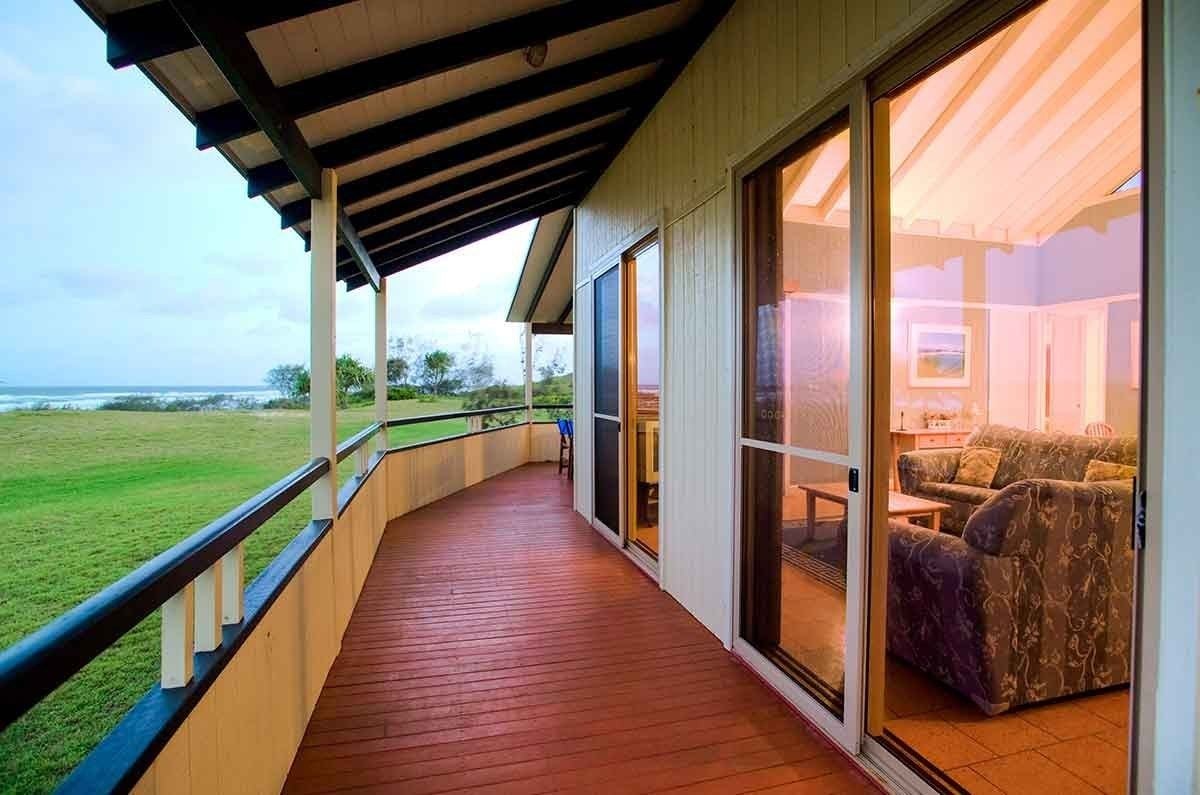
<box><xmin>782</xmin><ymin>0</ymin><xmax>1140</xmax><ymax>246</ymax></box>
<box><xmin>76</xmin><ymin>0</ymin><xmax>732</xmax><ymax>289</ymax></box>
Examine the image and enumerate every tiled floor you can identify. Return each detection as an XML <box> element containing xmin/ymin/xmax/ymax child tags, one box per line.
<box><xmin>284</xmin><ymin>464</ymin><xmax>879</xmax><ymax>794</ymax></box>
<box><xmin>778</xmin><ymin>560</ymin><xmax>1131</xmax><ymax>794</ymax></box>
<box><xmin>885</xmin><ymin>658</ymin><xmax>1130</xmax><ymax>795</ymax></box>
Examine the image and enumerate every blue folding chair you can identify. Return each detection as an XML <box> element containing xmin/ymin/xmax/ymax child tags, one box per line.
<box><xmin>556</xmin><ymin>418</ymin><xmax>574</xmax><ymax>479</ymax></box>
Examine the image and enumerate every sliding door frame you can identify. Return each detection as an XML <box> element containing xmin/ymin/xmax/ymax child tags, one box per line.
<box><xmin>623</xmin><ymin>232</ymin><xmax>664</xmax><ymax>575</ymax></box>
<box><xmin>858</xmin><ymin>1</ymin><xmax>1149</xmax><ymax>793</ymax></box>
<box><xmin>726</xmin><ymin>1</ymin><xmax>1156</xmax><ymax>790</ymax></box>
<box><xmin>729</xmin><ymin>85</ymin><xmax>872</xmax><ymax>753</ymax></box>
<box><xmin>582</xmin><ymin>219</ymin><xmax>666</xmax><ymax>584</ymax></box>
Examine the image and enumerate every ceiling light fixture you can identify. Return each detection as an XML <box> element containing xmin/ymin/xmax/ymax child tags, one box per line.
<box><xmin>524</xmin><ymin>41</ymin><xmax>549</xmax><ymax>69</ymax></box>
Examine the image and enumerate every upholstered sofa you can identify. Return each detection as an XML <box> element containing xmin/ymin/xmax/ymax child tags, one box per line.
<box><xmin>888</xmin><ymin>425</ymin><xmax>1137</xmax><ymax>714</ymax></box>
<box><xmin>898</xmin><ymin>424</ymin><xmax>1138</xmax><ymax>536</ymax></box>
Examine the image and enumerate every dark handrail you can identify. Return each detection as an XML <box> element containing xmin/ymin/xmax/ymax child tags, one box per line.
<box><xmin>386</xmin><ymin>404</ymin><xmax>525</xmax><ymax>427</ymax></box>
<box><xmin>335</xmin><ymin>421</ymin><xmax>382</xmax><ymax>463</ymax></box>
<box><xmin>0</xmin><ymin>456</ymin><xmax>330</xmax><ymax>730</ymax></box>
<box><xmin>530</xmin><ymin>403</ymin><xmax>573</xmax><ymax>410</ymax></box>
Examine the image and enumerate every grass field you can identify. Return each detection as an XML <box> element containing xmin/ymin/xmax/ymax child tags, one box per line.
<box><xmin>0</xmin><ymin>398</ymin><xmax>466</xmax><ymax>793</ymax></box>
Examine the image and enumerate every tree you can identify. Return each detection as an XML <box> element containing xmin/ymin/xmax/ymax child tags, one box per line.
<box><xmin>418</xmin><ymin>350</ymin><xmax>456</xmax><ymax>395</ymax></box>
<box><xmin>335</xmin><ymin>354</ymin><xmax>373</xmax><ymax>403</ymax></box>
<box><xmin>386</xmin><ymin>336</ymin><xmax>411</xmax><ymax>386</ymax></box>
<box><xmin>453</xmin><ymin>334</ymin><xmax>496</xmax><ymax>393</ymax></box>
<box><xmin>266</xmin><ymin>364</ymin><xmax>309</xmax><ymax>399</ymax></box>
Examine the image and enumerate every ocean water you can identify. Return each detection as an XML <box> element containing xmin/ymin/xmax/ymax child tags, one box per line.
<box><xmin>0</xmin><ymin>386</ymin><xmax>282</xmax><ymax>412</ymax></box>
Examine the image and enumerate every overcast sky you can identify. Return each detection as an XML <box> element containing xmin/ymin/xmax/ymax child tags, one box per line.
<box><xmin>0</xmin><ymin>5</ymin><xmax>547</xmax><ymax>387</ymax></box>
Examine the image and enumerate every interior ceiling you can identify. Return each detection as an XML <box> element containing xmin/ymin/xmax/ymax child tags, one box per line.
<box><xmin>782</xmin><ymin>0</ymin><xmax>1141</xmax><ymax>246</ymax></box>
<box><xmin>76</xmin><ymin>0</ymin><xmax>732</xmax><ymax>290</ymax></box>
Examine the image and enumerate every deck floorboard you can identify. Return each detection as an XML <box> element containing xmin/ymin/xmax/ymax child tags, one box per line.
<box><xmin>285</xmin><ymin>463</ymin><xmax>877</xmax><ymax>794</ymax></box>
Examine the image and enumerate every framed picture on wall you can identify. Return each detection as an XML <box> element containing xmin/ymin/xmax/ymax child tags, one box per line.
<box><xmin>909</xmin><ymin>323</ymin><xmax>972</xmax><ymax>388</ymax></box>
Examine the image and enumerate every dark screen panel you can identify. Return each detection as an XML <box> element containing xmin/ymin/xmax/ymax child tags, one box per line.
<box><xmin>594</xmin><ymin>417</ymin><xmax>620</xmax><ymax>533</ymax></box>
<box><xmin>593</xmin><ymin>266</ymin><xmax>620</xmax><ymax>417</ymax></box>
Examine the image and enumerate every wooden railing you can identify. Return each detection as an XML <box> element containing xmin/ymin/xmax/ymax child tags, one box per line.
<box><xmin>0</xmin><ymin>402</ymin><xmax>571</xmax><ymax>792</ymax></box>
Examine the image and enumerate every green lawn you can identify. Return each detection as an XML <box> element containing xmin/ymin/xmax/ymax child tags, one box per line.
<box><xmin>0</xmin><ymin>398</ymin><xmax>464</xmax><ymax>793</ymax></box>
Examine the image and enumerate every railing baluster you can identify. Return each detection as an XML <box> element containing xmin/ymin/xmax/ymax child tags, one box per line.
<box><xmin>221</xmin><ymin>544</ymin><xmax>244</xmax><ymax>625</ymax></box>
<box><xmin>161</xmin><ymin>584</ymin><xmax>195</xmax><ymax>688</ymax></box>
<box><xmin>193</xmin><ymin>564</ymin><xmax>222</xmax><ymax>653</ymax></box>
<box><xmin>355</xmin><ymin>445</ymin><xmax>370</xmax><ymax>477</ymax></box>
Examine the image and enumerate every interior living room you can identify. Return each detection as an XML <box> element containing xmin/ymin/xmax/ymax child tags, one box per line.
<box><xmin>754</xmin><ymin>0</ymin><xmax>1141</xmax><ymax>791</ymax></box>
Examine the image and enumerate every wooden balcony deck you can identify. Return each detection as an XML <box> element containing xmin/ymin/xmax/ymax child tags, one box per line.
<box><xmin>284</xmin><ymin>463</ymin><xmax>877</xmax><ymax>794</ymax></box>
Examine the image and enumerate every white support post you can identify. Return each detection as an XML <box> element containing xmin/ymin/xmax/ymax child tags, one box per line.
<box><xmin>524</xmin><ymin>322</ymin><xmax>534</xmax><ymax>423</ymax></box>
<box><xmin>220</xmin><ymin>544</ymin><xmax>244</xmax><ymax>625</ymax></box>
<box><xmin>310</xmin><ymin>169</ymin><xmax>339</xmax><ymax>520</ymax></box>
<box><xmin>375</xmin><ymin>278</ymin><xmax>389</xmax><ymax>453</ymax></box>
<box><xmin>193</xmin><ymin>563</ymin><xmax>222</xmax><ymax>653</ymax></box>
<box><xmin>161</xmin><ymin>584</ymin><xmax>195</xmax><ymax>688</ymax></box>
<box><xmin>355</xmin><ymin>445</ymin><xmax>369</xmax><ymax>477</ymax></box>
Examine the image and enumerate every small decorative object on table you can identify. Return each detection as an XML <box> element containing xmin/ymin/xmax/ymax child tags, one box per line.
<box><xmin>923</xmin><ymin>410</ymin><xmax>957</xmax><ymax>430</ymax></box>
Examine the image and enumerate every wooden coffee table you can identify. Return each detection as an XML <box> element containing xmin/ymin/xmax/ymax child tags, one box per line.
<box><xmin>799</xmin><ymin>482</ymin><xmax>951</xmax><ymax>534</ymax></box>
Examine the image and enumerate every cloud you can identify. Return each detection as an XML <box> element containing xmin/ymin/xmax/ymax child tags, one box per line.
<box><xmin>0</xmin><ymin>49</ymin><xmax>34</xmax><ymax>85</ymax></box>
<box><xmin>418</xmin><ymin>289</ymin><xmax>511</xmax><ymax>321</ymax></box>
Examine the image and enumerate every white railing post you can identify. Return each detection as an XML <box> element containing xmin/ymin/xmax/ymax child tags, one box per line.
<box><xmin>355</xmin><ymin>445</ymin><xmax>369</xmax><ymax>477</ymax></box>
<box><xmin>375</xmin><ymin>278</ymin><xmax>389</xmax><ymax>453</ymax></box>
<box><xmin>193</xmin><ymin>563</ymin><xmax>222</xmax><ymax>653</ymax></box>
<box><xmin>220</xmin><ymin>544</ymin><xmax>244</xmax><ymax>625</ymax></box>
<box><xmin>311</xmin><ymin>168</ymin><xmax>339</xmax><ymax>520</ymax></box>
<box><xmin>524</xmin><ymin>322</ymin><xmax>534</xmax><ymax>423</ymax></box>
<box><xmin>161</xmin><ymin>584</ymin><xmax>195</xmax><ymax>688</ymax></box>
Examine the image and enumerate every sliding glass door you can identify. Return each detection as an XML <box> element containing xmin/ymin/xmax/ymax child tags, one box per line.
<box><xmin>593</xmin><ymin>264</ymin><xmax>622</xmax><ymax>535</ymax></box>
<box><xmin>738</xmin><ymin>109</ymin><xmax>868</xmax><ymax>742</ymax></box>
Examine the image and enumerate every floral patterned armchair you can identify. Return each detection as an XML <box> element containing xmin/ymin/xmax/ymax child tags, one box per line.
<box><xmin>886</xmin><ymin>476</ymin><xmax>1135</xmax><ymax>714</ymax></box>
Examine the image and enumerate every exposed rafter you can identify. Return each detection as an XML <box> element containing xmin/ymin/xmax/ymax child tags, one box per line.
<box><xmin>277</xmin><ymin>100</ymin><xmax>632</xmax><ymax>229</ymax></box>
<box><xmin>341</xmin><ymin>162</ymin><xmax>595</xmax><ymax>264</ymax></box>
<box><xmin>245</xmin><ymin>33</ymin><xmax>674</xmax><ymax>197</ymax></box>
<box><xmin>343</xmin><ymin>189</ymin><xmax>580</xmax><ymax>289</ymax></box>
<box><xmin>195</xmin><ymin>0</ymin><xmax>678</xmax><ymax>148</ymax></box>
<box><xmin>350</xmin><ymin>152</ymin><xmax>602</xmax><ymax>236</ymax></box>
<box><xmin>532</xmin><ymin>322</ymin><xmax>572</xmax><ymax>335</ymax></box>
<box><xmin>556</xmin><ymin>299</ymin><xmax>574</xmax><ymax>324</ymax></box>
<box><xmin>344</xmin><ymin>179</ymin><xmax>587</xmax><ymax>275</ymax></box>
<box><xmin>105</xmin><ymin>1</ymin><xmax>349</xmax><ymax>69</ymax></box>
<box><xmin>165</xmin><ymin>0</ymin><xmax>379</xmax><ymax>291</ymax></box>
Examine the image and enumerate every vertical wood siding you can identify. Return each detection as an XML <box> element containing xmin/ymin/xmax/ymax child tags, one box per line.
<box><xmin>574</xmin><ymin>0</ymin><xmax>949</xmax><ymax>643</ymax></box>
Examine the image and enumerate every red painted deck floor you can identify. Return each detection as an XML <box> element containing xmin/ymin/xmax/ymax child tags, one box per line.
<box><xmin>284</xmin><ymin>463</ymin><xmax>879</xmax><ymax>794</ymax></box>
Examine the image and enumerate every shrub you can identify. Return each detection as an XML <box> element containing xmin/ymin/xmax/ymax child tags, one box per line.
<box><xmin>262</xmin><ymin>397</ymin><xmax>309</xmax><ymax>410</ymax></box>
<box><xmin>388</xmin><ymin>385</ymin><xmax>418</xmax><ymax>401</ymax></box>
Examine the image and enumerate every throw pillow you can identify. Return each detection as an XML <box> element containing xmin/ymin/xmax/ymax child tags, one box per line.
<box><xmin>1084</xmin><ymin>459</ymin><xmax>1137</xmax><ymax>482</ymax></box>
<box><xmin>953</xmin><ymin>447</ymin><xmax>1001</xmax><ymax>488</ymax></box>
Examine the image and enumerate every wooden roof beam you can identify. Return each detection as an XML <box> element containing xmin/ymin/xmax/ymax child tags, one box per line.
<box><xmin>338</xmin><ymin>165</ymin><xmax>596</xmax><ymax>264</ymax></box>
<box><xmin>277</xmin><ymin>101</ymin><xmax>631</xmax><ymax>228</ymax></box>
<box><xmin>347</xmin><ymin>147</ymin><xmax>604</xmax><ymax>234</ymax></box>
<box><xmin>245</xmin><ymin>34</ymin><xmax>673</xmax><ymax>197</ymax></box>
<box><xmin>105</xmin><ymin>1</ymin><xmax>349</xmax><ymax>69</ymax></box>
<box><xmin>345</xmin><ymin>178</ymin><xmax>589</xmax><ymax>274</ymax></box>
<box><xmin>345</xmin><ymin>194</ymin><xmax>578</xmax><ymax>289</ymax></box>
<box><xmin>165</xmin><ymin>0</ymin><xmax>379</xmax><ymax>291</ymax></box>
<box><xmin>900</xmin><ymin>0</ymin><xmax>1108</xmax><ymax>229</ymax></box>
<box><xmin>196</xmin><ymin>0</ymin><xmax>679</xmax><ymax>147</ymax></box>
<box><xmin>888</xmin><ymin>18</ymin><xmax>1028</xmax><ymax>225</ymax></box>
